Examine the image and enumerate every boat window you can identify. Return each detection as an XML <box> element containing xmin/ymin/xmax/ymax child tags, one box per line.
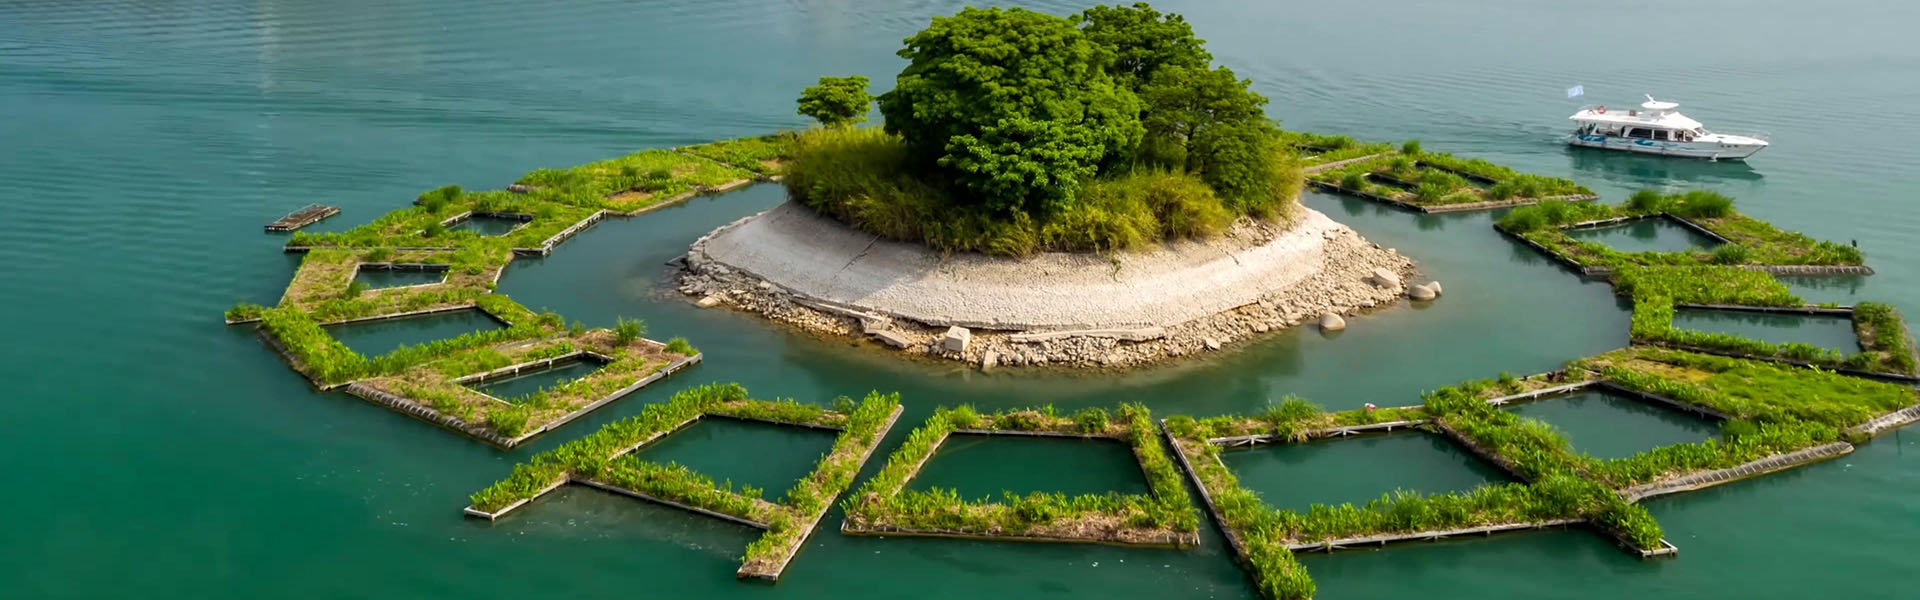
<box><xmin>1653</xmin><ymin>130</ymin><xmax>1669</xmax><ymax>141</ymax></box>
<box><xmin>1626</xmin><ymin>128</ymin><xmax>1655</xmax><ymax>139</ymax></box>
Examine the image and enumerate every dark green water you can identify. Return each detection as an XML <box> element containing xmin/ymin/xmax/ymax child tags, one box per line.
<box><xmin>1565</xmin><ymin>218</ymin><xmax>1722</xmax><ymax>253</ymax></box>
<box><xmin>1222</xmin><ymin>433</ymin><xmax>1512</xmax><ymax>512</ymax></box>
<box><xmin>633</xmin><ymin>418</ymin><xmax>838</xmax><ymax>498</ymax></box>
<box><xmin>472</xmin><ymin>358</ymin><xmax>603</xmax><ymax>404</ymax></box>
<box><xmin>1672</xmin><ymin>309</ymin><xmax>1862</xmax><ymax>351</ymax></box>
<box><xmin>450</xmin><ymin>214</ymin><xmax>526</xmax><ymax>237</ymax></box>
<box><xmin>909</xmin><ymin>435</ymin><xmax>1151</xmax><ymax>500</ymax></box>
<box><xmin>325</xmin><ymin>309</ymin><xmax>505</xmax><ymax>357</ymax></box>
<box><xmin>353</xmin><ymin>265</ymin><xmax>448</xmax><ymax>289</ymax></box>
<box><xmin>5</xmin><ymin>0</ymin><xmax>1919</xmax><ymax>598</ymax></box>
<box><xmin>1513</xmin><ymin>390</ymin><xmax>1721</xmax><ymax>459</ymax></box>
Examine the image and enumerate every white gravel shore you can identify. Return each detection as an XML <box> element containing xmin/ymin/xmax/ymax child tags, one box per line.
<box><xmin>678</xmin><ymin>201</ymin><xmax>1417</xmax><ymax>368</ymax></box>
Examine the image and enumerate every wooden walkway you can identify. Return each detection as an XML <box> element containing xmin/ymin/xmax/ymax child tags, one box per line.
<box><xmin>265</xmin><ymin>204</ymin><xmax>338</xmax><ymax>232</ymax></box>
<box><xmin>1620</xmin><ymin>442</ymin><xmax>1854</xmax><ymax>502</ymax></box>
<box><xmin>1850</xmin><ymin>404</ymin><xmax>1920</xmax><ymax>438</ymax></box>
<box><xmin>1286</xmin><ymin>519</ymin><xmax>1582</xmax><ymax>552</ymax></box>
<box><xmin>1209</xmin><ymin>419</ymin><xmax>1426</xmax><ymax>447</ymax></box>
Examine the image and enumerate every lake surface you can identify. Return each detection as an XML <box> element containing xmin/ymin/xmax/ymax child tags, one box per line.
<box><xmin>4</xmin><ymin>0</ymin><xmax>1918</xmax><ymax>598</ymax></box>
<box><xmin>1221</xmin><ymin>433</ymin><xmax>1512</xmax><ymax>512</ymax></box>
<box><xmin>1565</xmin><ymin>218</ymin><xmax>1723</xmax><ymax>254</ymax></box>
<box><xmin>1512</xmin><ymin>389</ymin><xmax>1721</xmax><ymax>459</ymax></box>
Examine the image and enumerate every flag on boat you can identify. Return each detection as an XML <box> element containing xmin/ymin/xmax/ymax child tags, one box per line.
<box><xmin>1566</xmin><ymin>85</ymin><xmax>1584</xmax><ymax>99</ymax></box>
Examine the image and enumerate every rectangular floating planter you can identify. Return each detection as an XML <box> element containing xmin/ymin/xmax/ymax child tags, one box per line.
<box><xmin>465</xmin><ymin>386</ymin><xmax>903</xmax><ymax>583</ymax></box>
<box><xmin>1620</xmin><ymin>442</ymin><xmax>1854</xmax><ymax>502</ymax></box>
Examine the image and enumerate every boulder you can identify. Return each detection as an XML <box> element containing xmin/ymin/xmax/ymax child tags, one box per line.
<box><xmin>859</xmin><ymin>316</ymin><xmax>889</xmax><ymax>335</ymax></box>
<box><xmin>980</xmin><ymin>350</ymin><xmax>999</xmax><ymax>371</ymax></box>
<box><xmin>1319</xmin><ymin>312</ymin><xmax>1346</xmax><ymax>332</ymax></box>
<box><xmin>1408</xmin><ymin>284</ymin><xmax>1437</xmax><ymax>301</ymax></box>
<box><xmin>940</xmin><ymin>326</ymin><xmax>972</xmax><ymax>353</ymax></box>
<box><xmin>1204</xmin><ymin>338</ymin><xmax>1222</xmax><ymax>351</ymax></box>
<box><xmin>1368</xmin><ymin>268</ymin><xmax>1401</xmax><ymax>289</ymax></box>
<box><xmin>696</xmin><ymin>294</ymin><xmax>723</xmax><ymax>308</ymax></box>
<box><xmin>1425</xmin><ymin>281</ymin><xmax>1443</xmax><ymax>296</ymax></box>
<box><xmin>871</xmin><ymin>330</ymin><xmax>913</xmax><ymax>349</ymax></box>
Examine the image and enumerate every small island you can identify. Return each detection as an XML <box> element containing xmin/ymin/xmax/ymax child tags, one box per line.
<box><xmin>677</xmin><ymin>4</ymin><xmax>1423</xmax><ymax>368</ymax></box>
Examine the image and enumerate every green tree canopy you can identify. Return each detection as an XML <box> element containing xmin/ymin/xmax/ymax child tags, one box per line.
<box><xmin>1137</xmin><ymin>64</ymin><xmax>1269</xmax><ymax>170</ymax></box>
<box><xmin>797</xmin><ymin>75</ymin><xmax>873</xmax><ymax>127</ymax></box>
<box><xmin>878</xmin><ymin>7</ymin><xmax>1143</xmax><ymax>215</ymax></box>
<box><xmin>1074</xmin><ymin>2</ymin><xmax>1210</xmax><ymax>89</ymax></box>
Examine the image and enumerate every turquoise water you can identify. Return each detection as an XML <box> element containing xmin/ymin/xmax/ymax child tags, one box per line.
<box><xmin>633</xmin><ymin>418</ymin><xmax>838</xmax><ymax>497</ymax></box>
<box><xmin>6</xmin><ymin>0</ymin><xmax>1920</xmax><ymax>598</ymax></box>
<box><xmin>471</xmin><ymin>358</ymin><xmax>604</xmax><ymax>403</ymax></box>
<box><xmin>909</xmin><ymin>435</ymin><xmax>1151</xmax><ymax>500</ymax></box>
<box><xmin>1672</xmin><ymin>309</ymin><xmax>1862</xmax><ymax>351</ymax></box>
<box><xmin>1565</xmin><ymin>218</ymin><xmax>1722</xmax><ymax>253</ymax></box>
<box><xmin>324</xmin><ymin>308</ymin><xmax>504</xmax><ymax>356</ymax></box>
<box><xmin>1513</xmin><ymin>390</ymin><xmax>1721</xmax><ymax>459</ymax></box>
<box><xmin>1222</xmin><ymin>433</ymin><xmax>1512</xmax><ymax>512</ymax></box>
<box><xmin>353</xmin><ymin>265</ymin><xmax>447</xmax><ymax>289</ymax></box>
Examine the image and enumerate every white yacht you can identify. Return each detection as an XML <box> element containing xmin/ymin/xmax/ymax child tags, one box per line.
<box><xmin>1567</xmin><ymin>96</ymin><xmax>1768</xmax><ymax>160</ymax></box>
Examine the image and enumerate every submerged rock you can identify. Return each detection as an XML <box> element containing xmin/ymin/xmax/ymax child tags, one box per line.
<box><xmin>872</xmin><ymin>330</ymin><xmax>913</xmax><ymax>349</ymax></box>
<box><xmin>1204</xmin><ymin>338</ymin><xmax>1222</xmax><ymax>351</ymax></box>
<box><xmin>696</xmin><ymin>294</ymin><xmax>723</xmax><ymax>308</ymax></box>
<box><xmin>1425</xmin><ymin>281</ymin><xmax>1443</xmax><ymax>296</ymax></box>
<box><xmin>1409</xmin><ymin>284</ymin><xmax>1437</xmax><ymax>301</ymax></box>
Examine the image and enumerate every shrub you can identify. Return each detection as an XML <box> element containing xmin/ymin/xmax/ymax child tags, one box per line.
<box><xmin>664</xmin><ymin>337</ymin><xmax>697</xmax><ymax>356</ymax></box>
<box><xmin>1073</xmin><ymin>407</ymin><xmax>1111</xmax><ymax>433</ymax></box>
<box><xmin>1340</xmin><ymin>171</ymin><xmax>1368</xmax><ymax>191</ymax></box>
<box><xmin>614</xmin><ymin>317</ymin><xmax>646</xmax><ymax>345</ymax></box>
<box><xmin>1400</xmin><ymin>139</ymin><xmax>1421</xmax><ymax>156</ymax></box>
<box><xmin>488</xmin><ymin>405</ymin><xmax>532</xmax><ymax>437</ymax></box>
<box><xmin>419</xmin><ymin>185</ymin><xmax>461</xmax><ymax>211</ymax></box>
<box><xmin>342</xmin><ymin>280</ymin><xmax>368</xmax><ymax>299</ymax></box>
<box><xmin>1626</xmin><ymin>189</ymin><xmax>1667</xmax><ymax>212</ymax></box>
<box><xmin>1672</xmin><ymin>190</ymin><xmax>1734</xmax><ymax>218</ymax></box>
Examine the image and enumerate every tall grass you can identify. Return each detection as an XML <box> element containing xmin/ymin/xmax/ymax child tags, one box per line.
<box><xmin>783</xmin><ymin>127</ymin><xmax>1295</xmax><ymax>255</ymax></box>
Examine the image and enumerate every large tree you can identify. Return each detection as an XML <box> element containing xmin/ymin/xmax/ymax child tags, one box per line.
<box><xmin>878</xmin><ymin>7</ymin><xmax>1143</xmax><ymax>215</ymax></box>
<box><xmin>1136</xmin><ymin>65</ymin><xmax>1269</xmax><ymax>171</ymax></box>
<box><xmin>1074</xmin><ymin>3</ymin><xmax>1210</xmax><ymax>90</ymax></box>
<box><xmin>797</xmin><ymin>75</ymin><xmax>872</xmax><ymax>127</ymax></box>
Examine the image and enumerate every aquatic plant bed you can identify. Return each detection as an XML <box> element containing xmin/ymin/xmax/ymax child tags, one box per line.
<box><xmin>514</xmin><ymin>147</ymin><xmax>753</xmax><ymax>213</ymax></box>
<box><xmin>265</xmin><ymin>203</ymin><xmax>339</xmax><ymax>232</ymax></box>
<box><xmin>229</xmin><ymin>248</ymin><xmax>511</xmax><ymax>325</ymax></box>
<box><xmin>284</xmin><ymin>187</ymin><xmax>605</xmax><ymax>252</ymax></box>
<box><xmin>1507</xmin><ymin>387</ymin><xmax>1720</xmax><ymax>459</ymax></box>
<box><xmin>1163</xmin><ymin>393</ymin><xmax>1671</xmax><ymax>600</ymax></box>
<box><xmin>1277</xmin><ymin>130</ymin><xmax>1393</xmax><ymax>165</ymax></box>
<box><xmin>1565</xmin><ymin>217</ymin><xmax>1724</xmax><ymax>254</ymax></box>
<box><xmin>842</xmin><ymin>404</ymin><xmax>1200</xmax><ymax>547</ymax></box>
<box><xmin>1307</xmin><ymin>149</ymin><xmax>1593</xmax><ymax>212</ymax></box>
<box><xmin>1671</xmin><ymin>307</ymin><xmax>1860</xmax><ymax>352</ymax></box>
<box><xmin>1495</xmin><ymin>190</ymin><xmax>1870</xmax><ymax>275</ymax></box>
<box><xmin>464</xmin><ymin>383</ymin><xmax>903</xmax><ymax>581</ymax></box>
<box><xmin>325</xmin><ymin>307</ymin><xmax>510</xmax><ymax>357</ymax></box>
<box><xmin>353</xmin><ymin>262</ymin><xmax>450</xmax><ymax>289</ymax></box>
<box><xmin>1221</xmin><ymin>430</ymin><xmax>1514</xmax><ymax>513</ymax></box>
<box><xmin>1616</xmin><ymin>266</ymin><xmax>1917</xmax><ymax>376</ymax></box>
<box><xmin>678</xmin><ymin>134</ymin><xmax>794</xmax><ymax>177</ymax></box>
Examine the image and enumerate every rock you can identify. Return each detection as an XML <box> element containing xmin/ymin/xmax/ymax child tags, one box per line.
<box><xmin>1408</xmin><ymin>284</ymin><xmax>1437</xmax><ymax>301</ymax></box>
<box><xmin>1424</xmin><ymin>281</ymin><xmax>1443</xmax><ymax>296</ymax></box>
<box><xmin>980</xmin><ymin>350</ymin><xmax>999</xmax><ymax>371</ymax></box>
<box><xmin>696</xmin><ymin>295</ymin><xmax>722</xmax><ymax>308</ymax></box>
<box><xmin>871</xmin><ymin>330</ymin><xmax>913</xmax><ymax>349</ymax></box>
<box><xmin>1253</xmin><ymin>323</ymin><xmax>1271</xmax><ymax>333</ymax></box>
<box><xmin>757</xmin><ymin>281</ymin><xmax>773</xmax><ymax>291</ymax></box>
<box><xmin>940</xmin><ymin>326</ymin><xmax>972</xmax><ymax>353</ymax></box>
<box><xmin>505</xmin><ymin>183</ymin><xmax>539</xmax><ymax>194</ymax></box>
<box><xmin>1319</xmin><ymin>312</ymin><xmax>1346</xmax><ymax>332</ymax></box>
<box><xmin>1368</xmin><ymin>268</ymin><xmax>1401</xmax><ymax>289</ymax></box>
<box><xmin>1204</xmin><ymin>338</ymin><xmax>1222</xmax><ymax>351</ymax></box>
<box><xmin>859</xmin><ymin>316</ymin><xmax>888</xmax><ymax>334</ymax></box>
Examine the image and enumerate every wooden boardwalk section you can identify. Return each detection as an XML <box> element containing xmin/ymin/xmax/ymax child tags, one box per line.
<box><xmin>1286</xmin><ymin>519</ymin><xmax>1582</xmax><ymax>552</ymax></box>
<box><xmin>265</xmin><ymin>204</ymin><xmax>338</xmax><ymax>232</ymax></box>
<box><xmin>1851</xmin><ymin>404</ymin><xmax>1920</xmax><ymax>438</ymax></box>
<box><xmin>1209</xmin><ymin>419</ymin><xmax>1426</xmax><ymax>448</ymax></box>
<box><xmin>1620</xmin><ymin>442</ymin><xmax>1854</xmax><ymax>502</ymax></box>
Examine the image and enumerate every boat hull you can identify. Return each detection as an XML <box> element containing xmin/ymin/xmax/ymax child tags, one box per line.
<box><xmin>1566</xmin><ymin>135</ymin><xmax>1765</xmax><ymax>160</ymax></box>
